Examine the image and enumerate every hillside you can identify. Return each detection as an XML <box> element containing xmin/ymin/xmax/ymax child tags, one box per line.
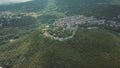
<box><xmin>0</xmin><ymin>28</ymin><xmax>120</xmax><ymax>68</ymax></box>
<box><xmin>0</xmin><ymin>0</ymin><xmax>47</xmax><ymax>12</ymax></box>
<box><xmin>0</xmin><ymin>0</ymin><xmax>120</xmax><ymax>68</ymax></box>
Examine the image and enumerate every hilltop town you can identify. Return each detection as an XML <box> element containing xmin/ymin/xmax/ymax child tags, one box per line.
<box><xmin>53</xmin><ymin>15</ymin><xmax>120</xmax><ymax>29</ymax></box>
<box><xmin>43</xmin><ymin>15</ymin><xmax>120</xmax><ymax>41</ymax></box>
<box><xmin>0</xmin><ymin>11</ymin><xmax>120</xmax><ymax>41</ymax></box>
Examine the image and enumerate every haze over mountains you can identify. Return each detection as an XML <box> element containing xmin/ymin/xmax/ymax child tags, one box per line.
<box><xmin>0</xmin><ymin>0</ymin><xmax>120</xmax><ymax>68</ymax></box>
<box><xmin>0</xmin><ymin>0</ymin><xmax>32</xmax><ymax>5</ymax></box>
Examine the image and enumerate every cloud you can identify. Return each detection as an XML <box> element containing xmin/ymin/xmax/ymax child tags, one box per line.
<box><xmin>0</xmin><ymin>0</ymin><xmax>32</xmax><ymax>5</ymax></box>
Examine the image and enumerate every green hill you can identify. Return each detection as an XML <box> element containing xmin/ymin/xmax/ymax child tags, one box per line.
<box><xmin>0</xmin><ymin>28</ymin><xmax>120</xmax><ymax>68</ymax></box>
<box><xmin>0</xmin><ymin>0</ymin><xmax>120</xmax><ymax>68</ymax></box>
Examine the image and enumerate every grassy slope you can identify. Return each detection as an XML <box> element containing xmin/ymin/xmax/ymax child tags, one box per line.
<box><xmin>0</xmin><ymin>28</ymin><xmax>120</xmax><ymax>68</ymax></box>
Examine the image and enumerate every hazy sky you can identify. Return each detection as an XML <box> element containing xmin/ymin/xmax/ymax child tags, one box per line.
<box><xmin>0</xmin><ymin>0</ymin><xmax>32</xmax><ymax>5</ymax></box>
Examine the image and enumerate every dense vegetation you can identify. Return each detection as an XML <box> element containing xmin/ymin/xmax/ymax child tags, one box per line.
<box><xmin>37</xmin><ymin>15</ymin><xmax>58</xmax><ymax>24</ymax></box>
<box><xmin>0</xmin><ymin>15</ymin><xmax>38</xmax><ymax>45</ymax></box>
<box><xmin>0</xmin><ymin>0</ymin><xmax>48</xmax><ymax>12</ymax></box>
<box><xmin>55</xmin><ymin>0</ymin><xmax>120</xmax><ymax>18</ymax></box>
<box><xmin>0</xmin><ymin>28</ymin><xmax>120</xmax><ymax>68</ymax></box>
<box><xmin>0</xmin><ymin>0</ymin><xmax>120</xmax><ymax>68</ymax></box>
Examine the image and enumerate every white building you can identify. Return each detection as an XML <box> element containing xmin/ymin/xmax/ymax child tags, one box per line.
<box><xmin>88</xmin><ymin>27</ymin><xmax>98</xmax><ymax>29</ymax></box>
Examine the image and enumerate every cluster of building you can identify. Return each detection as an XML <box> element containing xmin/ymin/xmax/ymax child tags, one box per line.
<box><xmin>0</xmin><ymin>11</ymin><xmax>40</xmax><ymax>27</ymax></box>
<box><xmin>0</xmin><ymin>14</ymin><xmax>23</xmax><ymax>27</ymax></box>
<box><xmin>53</xmin><ymin>15</ymin><xmax>105</xmax><ymax>28</ymax></box>
<box><xmin>53</xmin><ymin>15</ymin><xmax>120</xmax><ymax>29</ymax></box>
<box><xmin>107</xmin><ymin>20</ymin><xmax>120</xmax><ymax>28</ymax></box>
<box><xmin>0</xmin><ymin>11</ymin><xmax>40</xmax><ymax>18</ymax></box>
<box><xmin>43</xmin><ymin>15</ymin><xmax>120</xmax><ymax>41</ymax></box>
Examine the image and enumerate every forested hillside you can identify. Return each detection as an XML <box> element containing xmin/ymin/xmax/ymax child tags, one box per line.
<box><xmin>0</xmin><ymin>0</ymin><xmax>120</xmax><ymax>68</ymax></box>
<box><xmin>0</xmin><ymin>28</ymin><xmax>120</xmax><ymax>68</ymax></box>
<box><xmin>0</xmin><ymin>0</ymin><xmax>47</xmax><ymax>12</ymax></box>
